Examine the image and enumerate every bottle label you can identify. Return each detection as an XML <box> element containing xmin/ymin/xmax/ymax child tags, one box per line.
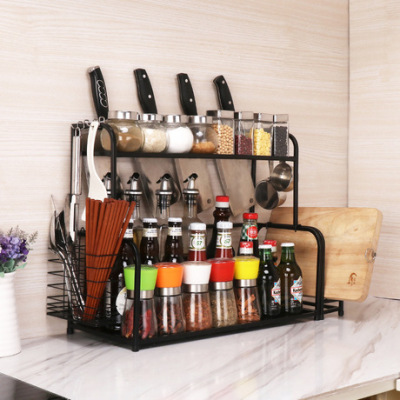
<box><xmin>143</xmin><ymin>227</ymin><xmax>158</xmax><ymax>238</ymax></box>
<box><xmin>241</xmin><ymin>222</ymin><xmax>258</xmax><ymax>240</ymax></box>
<box><xmin>168</xmin><ymin>226</ymin><xmax>182</xmax><ymax>236</ymax></box>
<box><xmin>271</xmin><ymin>279</ymin><xmax>281</xmax><ymax>304</ymax></box>
<box><xmin>189</xmin><ymin>233</ymin><xmax>206</xmax><ymax>250</ymax></box>
<box><xmin>116</xmin><ymin>287</ymin><xmax>127</xmax><ymax>316</ymax></box>
<box><xmin>124</xmin><ymin>227</ymin><xmax>134</xmax><ymax>239</ymax></box>
<box><xmin>291</xmin><ymin>276</ymin><xmax>303</xmax><ymax>303</ymax></box>
<box><xmin>216</xmin><ymin>232</ymin><xmax>232</xmax><ymax>249</ymax></box>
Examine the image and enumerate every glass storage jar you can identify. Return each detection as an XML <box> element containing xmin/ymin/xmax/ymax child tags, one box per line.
<box><xmin>273</xmin><ymin>114</ymin><xmax>289</xmax><ymax>157</ymax></box>
<box><xmin>234</xmin><ymin>111</ymin><xmax>254</xmax><ymax>155</ymax></box>
<box><xmin>188</xmin><ymin>115</ymin><xmax>218</xmax><ymax>154</ymax></box>
<box><xmin>138</xmin><ymin>113</ymin><xmax>167</xmax><ymax>153</ymax></box>
<box><xmin>121</xmin><ymin>265</ymin><xmax>158</xmax><ymax>340</ymax></box>
<box><xmin>100</xmin><ymin>110</ymin><xmax>143</xmax><ymax>152</ymax></box>
<box><xmin>155</xmin><ymin>262</ymin><xmax>185</xmax><ymax>335</ymax></box>
<box><xmin>208</xmin><ymin>258</ymin><xmax>237</xmax><ymax>328</ymax></box>
<box><xmin>163</xmin><ymin>114</ymin><xmax>193</xmax><ymax>153</ymax></box>
<box><xmin>182</xmin><ymin>261</ymin><xmax>212</xmax><ymax>331</ymax></box>
<box><xmin>206</xmin><ymin>110</ymin><xmax>234</xmax><ymax>154</ymax></box>
<box><xmin>253</xmin><ymin>113</ymin><xmax>273</xmax><ymax>156</ymax></box>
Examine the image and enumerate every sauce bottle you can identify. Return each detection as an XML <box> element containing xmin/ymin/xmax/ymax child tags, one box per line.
<box><xmin>188</xmin><ymin>223</ymin><xmax>207</xmax><ymax>261</ymax></box>
<box><xmin>140</xmin><ymin>218</ymin><xmax>160</xmax><ymax>265</ymax></box>
<box><xmin>206</xmin><ymin>196</ymin><xmax>231</xmax><ymax>259</ymax></box>
<box><xmin>163</xmin><ymin>218</ymin><xmax>184</xmax><ymax>263</ymax></box>
<box><xmin>263</xmin><ymin>240</ymin><xmax>278</xmax><ymax>265</ymax></box>
<box><xmin>238</xmin><ymin>213</ymin><xmax>259</xmax><ymax>256</ymax></box>
<box><xmin>214</xmin><ymin>221</ymin><xmax>233</xmax><ymax>258</ymax></box>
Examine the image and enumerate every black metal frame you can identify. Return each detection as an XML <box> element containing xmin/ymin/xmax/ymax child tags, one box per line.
<box><xmin>46</xmin><ymin>121</ymin><xmax>343</xmax><ymax>352</ymax></box>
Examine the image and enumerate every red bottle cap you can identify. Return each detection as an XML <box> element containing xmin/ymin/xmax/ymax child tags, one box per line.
<box><xmin>215</xmin><ymin>195</ymin><xmax>230</xmax><ymax>208</ymax></box>
<box><xmin>208</xmin><ymin>258</ymin><xmax>235</xmax><ymax>282</ymax></box>
<box><xmin>264</xmin><ymin>240</ymin><xmax>277</xmax><ymax>247</ymax></box>
<box><xmin>239</xmin><ymin>241</ymin><xmax>253</xmax><ymax>255</ymax></box>
<box><xmin>243</xmin><ymin>213</ymin><xmax>258</xmax><ymax>220</ymax></box>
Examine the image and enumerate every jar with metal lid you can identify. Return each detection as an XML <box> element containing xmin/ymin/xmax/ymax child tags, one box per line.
<box><xmin>208</xmin><ymin>258</ymin><xmax>238</xmax><ymax>328</ymax></box>
<box><xmin>121</xmin><ymin>265</ymin><xmax>158</xmax><ymax>340</ymax></box>
<box><xmin>206</xmin><ymin>110</ymin><xmax>234</xmax><ymax>154</ymax></box>
<box><xmin>253</xmin><ymin>113</ymin><xmax>273</xmax><ymax>156</ymax></box>
<box><xmin>188</xmin><ymin>115</ymin><xmax>218</xmax><ymax>154</ymax></box>
<box><xmin>163</xmin><ymin>114</ymin><xmax>193</xmax><ymax>153</ymax></box>
<box><xmin>138</xmin><ymin>113</ymin><xmax>167</xmax><ymax>153</ymax></box>
<box><xmin>273</xmin><ymin>114</ymin><xmax>289</xmax><ymax>157</ymax></box>
<box><xmin>234</xmin><ymin>256</ymin><xmax>261</xmax><ymax>323</ymax></box>
<box><xmin>182</xmin><ymin>261</ymin><xmax>212</xmax><ymax>331</ymax></box>
<box><xmin>155</xmin><ymin>262</ymin><xmax>186</xmax><ymax>335</ymax></box>
<box><xmin>234</xmin><ymin>111</ymin><xmax>254</xmax><ymax>155</ymax></box>
<box><xmin>100</xmin><ymin>110</ymin><xmax>143</xmax><ymax>152</ymax></box>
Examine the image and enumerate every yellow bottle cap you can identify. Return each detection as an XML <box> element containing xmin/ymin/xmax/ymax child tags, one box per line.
<box><xmin>234</xmin><ymin>256</ymin><xmax>260</xmax><ymax>280</ymax></box>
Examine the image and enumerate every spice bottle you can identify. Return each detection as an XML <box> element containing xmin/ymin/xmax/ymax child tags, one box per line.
<box><xmin>188</xmin><ymin>223</ymin><xmax>207</xmax><ymax>262</ymax></box>
<box><xmin>234</xmin><ymin>256</ymin><xmax>261</xmax><ymax>323</ymax></box>
<box><xmin>155</xmin><ymin>262</ymin><xmax>185</xmax><ymax>335</ymax></box>
<box><xmin>238</xmin><ymin>241</ymin><xmax>254</xmax><ymax>256</ymax></box>
<box><xmin>188</xmin><ymin>115</ymin><xmax>218</xmax><ymax>154</ymax></box>
<box><xmin>138</xmin><ymin>113</ymin><xmax>167</xmax><ymax>153</ymax></box>
<box><xmin>206</xmin><ymin>110</ymin><xmax>234</xmax><ymax>154</ymax></box>
<box><xmin>209</xmin><ymin>258</ymin><xmax>238</xmax><ymax>328</ymax></box>
<box><xmin>214</xmin><ymin>221</ymin><xmax>233</xmax><ymax>258</ymax></box>
<box><xmin>257</xmin><ymin>245</ymin><xmax>281</xmax><ymax>318</ymax></box>
<box><xmin>163</xmin><ymin>114</ymin><xmax>194</xmax><ymax>153</ymax></box>
<box><xmin>182</xmin><ymin>261</ymin><xmax>213</xmax><ymax>331</ymax></box>
<box><xmin>206</xmin><ymin>196</ymin><xmax>232</xmax><ymax>259</ymax></box>
<box><xmin>125</xmin><ymin>173</ymin><xmax>143</xmax><ymax>248</ymax></box>
<box><xmin>273</xmin><ymin>114</ymin><xmax>289</xmax><ymax>157</ymax></box>
<box><xmin>277</xmin><ymin>242</ymin><xmax>303</xmax><ymax>315</ymax></box>
<box><xmin>234</xmin><ymin>111</ymin><xmax>254</xmax><ymax>155</ymax></box>
<box><xmin>263</xmin><ymin>240</ymin><xmax>278</xmax><ymax>265</ymax></box>
<box><xmin>100</xmin><ymin>110</ymin><xmax>144</xmax><ymax>152</ymax></box>
<box><xmin>253</xmin><ymin>113</ymin><xmax>273</xmax><ymax>156</ymax></box>
<box><xmin>140</xmin><ymin>218</ymin><xmax>160</xmax><ymax>265</ymax></box>
<box><xmin>238</xmin><ymin>213</ymin><xmax>259</xmax><ymax>256</ymax></box>
<box><xmin>121</xmin><ymin>265</ymin><xmax>158</xmax><ymax>340</ymax></box>
<box><xmin>163</xmin><ymin>218</ymin><xmax>184</xmax><ymax>263</ymax></box>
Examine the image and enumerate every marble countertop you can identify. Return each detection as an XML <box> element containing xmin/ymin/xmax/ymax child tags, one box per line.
<box><xmin>0</xmin><ymin>296</ymin><xmax>399</xmax><ymax>400</ymax></box>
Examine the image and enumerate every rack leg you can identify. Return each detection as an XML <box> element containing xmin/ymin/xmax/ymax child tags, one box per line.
<box><xmin>339</xmin><ymin>301</ymin><xmax>344</xmax><ymax>317</ymax></box>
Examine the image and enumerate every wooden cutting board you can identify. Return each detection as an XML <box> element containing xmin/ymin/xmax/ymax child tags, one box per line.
<box><xmin>266</xmin><ymin>207</ymin><xmax>383</xmax><ymax>302</ymax></box>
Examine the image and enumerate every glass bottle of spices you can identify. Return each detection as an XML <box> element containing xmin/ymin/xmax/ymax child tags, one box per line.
<box><xmin>163</xmin><ymin>114</ymin><xmax>194</xmax><ymax>153</ymax></box>
<box><xmin>125</xmin><ymin>173</ymin><xmax>143</xmax><ymax>249</ymax></box>
<box><xmin>257</xmin><ymin>244</ymin><xmax>281</xmax><ymax>318</ymax></box>
<box><xmin>272</xmin><ymin>114</ymin><xmax>289</xmax><ymax>157</ymax></box>
<box><xmin>138</xmin><ymin>113</ymin><xmax>167</xmax><ymax>153</ymax></box>
<box><xmin>206</xmin><ymin>196</ymin><xmax>231</xmax><ymax>259</ymax></box>
<box><xmin>234</xmin><ymin>111</ymin><xmax>254</xmax><ymax>155</ymax></box>
<box><xmin>188</xmin><ymin>223</ymin><xmax>207</xmax><ymax>262</ymax></box>
<box><xmin>163</xmin><ymin>218</ymin><xmax>184</xmax><ymax>263</ymax></box>
<box><xmin>208</xmin><ymin>258</ymin><xmax>238</xmax><ymax>328</ymax></box>
<box><xmin>206</xmin><ymin>110</ymin><xmax>235</xmax><ymax>155</ymax></box>
<box><xmin>100</xmin><ymin>110</ymin><xmax>144</xmax><ymax>153</ymax></box>
<box><xmin>234</xmin><ymin>256</ymin><xmax>261</xmax><ymax>323</ymax></box>
<box><xmin>188</xmin><ymin>115</ymin><xmax>218</xmax><ymax>154</ymax></box>
<box><xmin>182</xmin><ymin>261</ymin><xmax>213</xmax><ymax>332</ymax></box>
<box><xmin>140</xmin><ymin>218</ymin><xmax>160</xmax><ymax>265</ymax></box>
<box><xmin>238</xmin><ymin>213</ymin><xmax>259</xmax><ymax>256</ymax></box>
<box><xmin>154</xmin><ymin>262</ymin><xmax>185</xmax><ymax>335</ymax></box>
<box><xmin>253</xmin><ymin>113</ymin><xmax>273</xmax><ymax>156</ymax></box>
<box><xmin>277</xmin><ymin>242</ymin><xmax>303</xmax><ymax>315</ymax></box>
<box><xmin>215</xmin><ymin>221</ymin><xmax>233</xmax><ymax>258</ymax></box>
<box><xmin>263</xmin><ymin>239</ymin><xmax>278</xmax><ymax>265</ymax></box>
<box><xmin>121</xmin><ymin>265</ymin><xmax>158</xmax><ymax>340</ymax></box>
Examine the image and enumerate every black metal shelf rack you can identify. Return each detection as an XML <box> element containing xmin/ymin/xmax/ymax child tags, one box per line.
<box><xmin>46</xmin><ymin>121</ymin><xmax>342</xmax><ymax>352</ymax></box>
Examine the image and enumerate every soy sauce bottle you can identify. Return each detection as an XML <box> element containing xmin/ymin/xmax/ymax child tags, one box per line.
<box><xmin>140</xmin><ymin>218</ymin><xmax>160</xmax><ymax>265</ymax></box>
<box><xmin>277</xmin><ymin>242</ymin><xmax>302</xmax><ymax>314</ymax></box>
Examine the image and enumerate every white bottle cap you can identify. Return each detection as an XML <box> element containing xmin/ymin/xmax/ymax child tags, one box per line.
<box><xmin>259</xmin><ymin>244</ymin><xmax>272</xmax><ymax>250</ymax></box>
<box><xmin>182</xmin><ymin>261</ymin><xmax>212</xmax><ymax>284</ymax></box>
<box><xmin>216</xmin><ymin>221</ymin><xmax>233</xmax><ymax>229</ymax></box>
<box><xmin>143</xmin><ymin>218</ymin><xmax>158</xmax><ymax>224</ymax></box>
<box><xmin>281</xmin><ymin>242</ymin><xmax>295</xmax><ymax>247</ymax></box>
<box><xmin>189</xmin><ymin>222</ymin><xmax>206</xmax><ymax>231</ymax></box>
<box><xmin>168</xmin><ymin>217</ymin><xmax>182</xmax><ymax>223</ymax></box>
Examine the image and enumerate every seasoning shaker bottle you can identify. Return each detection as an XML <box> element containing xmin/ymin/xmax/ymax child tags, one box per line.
<box><xmin>214</xmin><ymin>221</ymin><xmax>234</xmax><ymax>258</ymax></box>
<box><xmin>253</xmin><ymin>113</ymin><xmax>273</xmax><ymax>156</ymax></box>
<box><xmin>121</xmin><ymin>265</ymin><xmax>158</xmax><ymax>340</ymax></box>
<box><xmin>234</xmin><ymin>111</ymin><xmax>254</xmax><ymax>155</ymax></box>
<box><xmin>163</xmin><ymin>218</ymin><xmax>184</xmax><ymax>263</ymax></box>
<box><xmin>272</xmin><ymin>114</ymin><xmax>289</xmax><ymax>157</ymax></box>
<box><xmin>206</xmin><ymin>110</ymin><xmax>235</xmax><ymax>155</ymax></box>
<box><xmin>140</xmin><ymin>218</ymin><xmax>160</xmax><ymax>265</ymax></box>
<box><xmin>234</xmin><ymin>256</ymin><xmax>261</xmax><ymax>323</ymax></box>
<box><xmin>188</xmin><ymin>115</ymin><xmax>218</xmax><ymax>154</ymax></box>
<box><xmin>208</xmin><ymin>258</ymin><xmax>238</xmax><ymax>328</ymax></box>
<box><xmin>188</xmin><ymin>222</ymin><xmax>207</xmax><ymax>262</ymax></box>
<box><xmin>155</xmin><ymin>262</ymin><xmax>186</xmax><ymax>335</ymax></box>
<box><xmin>182</xmin><ymin>261</ymin><xmax>213</xmax><ymax>331</ymax></box>
<box><xmin>138</xmin><ymin>113</ymin><xmax>167</xmax><ymax>153</ymax></box>
<box><xmin>163</xmin><ymin>114</ymin><xmax>193</xmax><ymax>153</ymax></box>
<box><xmin>100</xmin><ymin>110</ymin><xmax>143</xmax><ymax>152</ymax></box>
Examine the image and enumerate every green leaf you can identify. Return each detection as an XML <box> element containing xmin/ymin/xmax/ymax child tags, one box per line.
<box><xmin>16</xmin><ymin>263</ymin><xmax>26</xmax><ymax>270</ymax></box>
<box><xmin>0</xmin><ymin>271</ymin><xmax>4</xmax><ymax>278</ymax></box>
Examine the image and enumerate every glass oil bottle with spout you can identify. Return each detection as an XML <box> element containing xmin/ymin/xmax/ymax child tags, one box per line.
<box><xmin>125</xmin><ymin>172</ymin><xmax>143</xmax><ymax>249</ymax></box>
<box><xmin>102</xmin><ymin>171</ymin><xmax>124</xmax><ymax>200</ymax></box>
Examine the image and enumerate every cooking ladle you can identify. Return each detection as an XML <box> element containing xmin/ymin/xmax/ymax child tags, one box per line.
<box><xmin>270</xmin><ymin>161</ymin><xmax>293</xmax><ymax>192</ymax></box>
<box><xmin>255</xmin><ymin>180</ymin><xmax>287</xmax><ymax>210</ymax></box>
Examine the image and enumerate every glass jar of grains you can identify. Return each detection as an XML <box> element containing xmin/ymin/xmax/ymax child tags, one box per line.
<box><xmin>234</xmin><ymin>111</ymin><xmax>254</xmax><ymax>155</ymax></box>
<box><xmin>188</xmin><ymin>115</ymin><xmax>218</xmax><ymax>154</ymax></box>
<box><xmin>100</xmin><ymin>110</ymin><xmax>143</xmax><ymax>152</ymax></box>
<box><xmin>206</xmin><ymin>110</ymin><xmax>234</xmax><ymax>155</ymax></box>
<box><xmin>138</xmin><ymin>113</ymin><xmax>167</xmax><ymax>153</ymax></box>
<box><xmin>253</xmin><ymin>113</ymin><xmax>273</xmax><ymax>156</ymax></box>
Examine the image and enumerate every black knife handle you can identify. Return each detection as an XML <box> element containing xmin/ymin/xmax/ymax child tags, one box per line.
<box><xmin>177</xmin><ymin>73</ymin><xmax>198</xmax><ymax>115</ymax></box>
<box><xmin>88</xmin><ymin>66</ymin><xmax>109</xmax><ymax>120</ymax></box>
<box><xmin>213</xmin><ymin>75</ymin><xmax>235</xmax><ymax>111</ymax></box>
<box><xmin>134</xmin><ymin>68</ymin><xmax>158</xmax><ymax>114</ymax></box>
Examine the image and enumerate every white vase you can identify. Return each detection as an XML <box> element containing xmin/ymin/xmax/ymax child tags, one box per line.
<box><xmin>0</xmin><ymin>271</ymin><xmax>21</xmax><ymax>357</ymax></box>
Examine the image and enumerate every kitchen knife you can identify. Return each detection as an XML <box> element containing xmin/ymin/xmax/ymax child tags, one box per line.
<box><xmin>88</xmin><ymin>66</ymin><xmax>109</xmax><ymax>120</ymax></box>
<box><xmin>213</xmin><ymin>75</ymin><xmax>235</xmax><ymax>111</ymax></box>
<box><xmin>177</xmin><ymin>73</ymin><xmax>198</xmax><ymax>116</ymax></box>
<box><xmin>134</xmin><ymin>68</ymin><xmax>158</xmax><ymax>114</ymax></box>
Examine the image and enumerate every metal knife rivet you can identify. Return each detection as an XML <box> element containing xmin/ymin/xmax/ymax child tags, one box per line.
<box><xmin>189</xmin><ymin>98</ymin><xmax>193</xmax><ymax>102</ymax></box>
<box><xmin>148</xmin><ymin>94</ymin><xmax>152</xmax><ymax>99</ymax></box>
<box><xmin>222</xmin><ymin>80</ymin><xmax>225</xmax><ymax>84</ymax></box>
<box><xmin>229</xmin><ymin>101</ymin><xmax>232</xmax><ymax>104</ymax></box>
<box><xmin>185</xmin><ymin>79</ymin><xmax>188</xmax><ymax>83</ymax></box>
<box><xmin>142</xmin><ymin>74</ymin><xmax>147</xmax><ymax>79</ymax></box>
